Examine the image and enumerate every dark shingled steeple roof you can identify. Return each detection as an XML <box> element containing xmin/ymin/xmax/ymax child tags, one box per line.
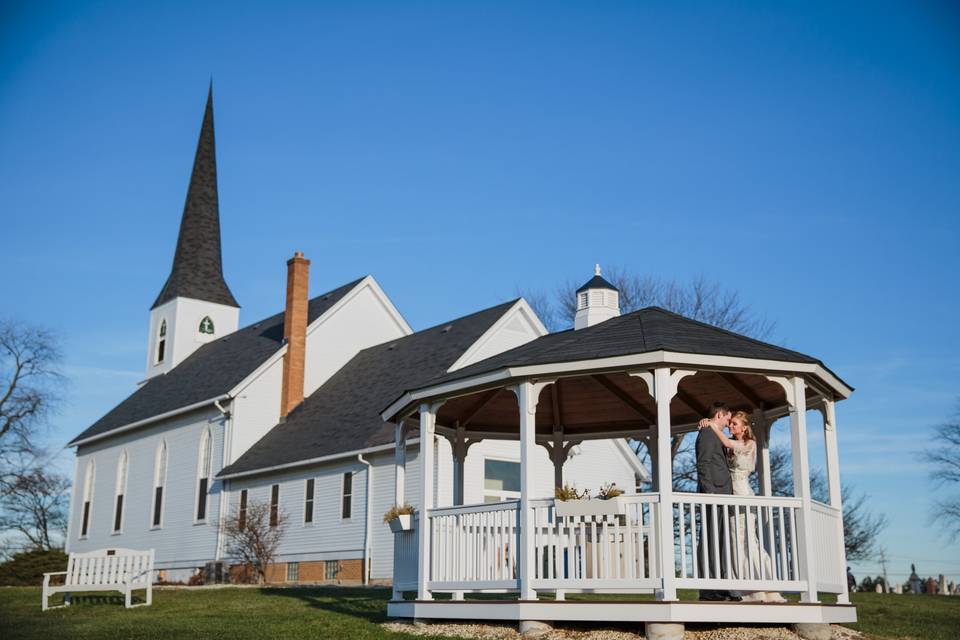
<box><xmin>152</xmin><ymin>85</ymin><xmax>239</xmax><ymax>310</ymax></box>
<box><xmin>576</xmin><ymin>265</ymin><xmax>618</xmax><ymax>293</ymax></box>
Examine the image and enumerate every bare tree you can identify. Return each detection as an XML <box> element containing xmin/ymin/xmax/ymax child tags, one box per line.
<box><xmin>0</xmin><ymin>320</ymin><xmax>63</xmax><ymax>475</ymax></box>
<box><xmin>922</xmin><ymin>401</ymin><xmax>960</xmax><ymax>540</ymax></box>
<box><xmin>524</xmin><ymin>268</ymin><xmax>775</xmax><ymax>338</ymax></box>
<box><xmin>222</xmin><ymin>500</ymin><xmax>288</xmax><ymax>584</ymax></box>
<box><xmin>0</xmin><ymin>458</ymin><xmax>69</xmax><ymax>550</ymax></box>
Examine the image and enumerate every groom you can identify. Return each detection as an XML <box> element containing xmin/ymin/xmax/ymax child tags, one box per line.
<box><xmin>696</xmin><ymin>402</ymin><xmax>741</xmax><ymax>602</ymax></box>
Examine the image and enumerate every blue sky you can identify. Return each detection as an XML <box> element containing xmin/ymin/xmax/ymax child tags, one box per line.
<box><xmin>1</xmin><ymin>2</ymin><xmax>958</xmax><ymax>581</ymax></box>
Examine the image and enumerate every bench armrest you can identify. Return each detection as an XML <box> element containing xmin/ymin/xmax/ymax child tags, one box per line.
<box><xmin>43</xmin><ymin>571</ymin><xmax>68</xmax><ymax>577</ymax></box>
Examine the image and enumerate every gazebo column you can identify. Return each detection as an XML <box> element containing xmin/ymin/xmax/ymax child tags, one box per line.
<box><xmin>823</xmin><ymin>399</ymin><xmax>850</xmax><ymax>604</ymax></box>
<box><xmin>651</xmin><ymin>367</ymin><xmax>693</xmax><ymax>602</ymax></box>
<box><xmin>754</xmin><ymin>411</ymin><xmax>773</xmax><ymax>497</ymax></box>
<box><xmin>514</xmin><ymin>381</ymin><xmax>549</xmax><ymax>601</ymax></box>
<box><xmin>786</xmin><ymin>376</ymin><xmax>819</xmax><ymax>603</ymax></box>
<box><xmin>450</xmin><ymin>423</ymin><xmax>479</xmax><ymax>506</ymax></box>
<box><xmin>394</xmin><ymin>421</ymin><xmax>407</xmax><ymax>507</ymax></box>
<box><xmin>416</xmin><ymin>402</ymin><xmax>442</xmax><ymax>601</ymax></box>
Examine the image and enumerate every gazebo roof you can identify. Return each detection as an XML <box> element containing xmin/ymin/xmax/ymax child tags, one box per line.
<box><xmin>382</xmin><ymin>307</ymin><xmax>852</xmax><ymax>425</ymax></box>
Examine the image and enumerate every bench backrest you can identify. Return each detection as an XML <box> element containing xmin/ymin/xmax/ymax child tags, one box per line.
<box><xmin>65</xmin><ymin>548</ymin><xmax>155</xmax><ymax>586</ymax></box>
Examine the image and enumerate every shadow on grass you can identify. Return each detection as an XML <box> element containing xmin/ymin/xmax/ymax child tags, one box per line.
<box><xmin>45</xmin><ymin>592</ymin><xmax>148</xmax><ymax>608</ymax></box>
<box><xmin>260</xmin><ymin>586</ymin><xmax>393</xmax><ymax>624</ymax></box>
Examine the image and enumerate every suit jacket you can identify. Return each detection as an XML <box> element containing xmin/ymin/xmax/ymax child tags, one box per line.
<box><xmin>696</xmin><ymin>427</ymin><xmax>733</xmax><ymax>495</ymax></box>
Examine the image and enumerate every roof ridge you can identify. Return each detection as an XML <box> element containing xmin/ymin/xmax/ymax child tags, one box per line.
<box><xmin>638</xmin><ymin>306</ymin><xmax>810</xmax><ymax>360</ymax></box>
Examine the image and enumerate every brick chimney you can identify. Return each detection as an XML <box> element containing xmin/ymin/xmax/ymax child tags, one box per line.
<box><xmin>280</xmin><ymin>251</ymin><xmax>310</xmax><ymax>418</ymax></box>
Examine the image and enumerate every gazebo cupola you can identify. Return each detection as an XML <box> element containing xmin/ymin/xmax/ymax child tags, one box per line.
<box><xmin>574</xmin><ymin>264</ymin><xmax>620</xmax><ymax>330</ymax></box>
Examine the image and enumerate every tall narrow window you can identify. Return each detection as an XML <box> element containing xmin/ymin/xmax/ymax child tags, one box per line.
<box><xmin>156</xmin><ymin>320</ymin><xmax>167</xmax><ymax>363</ymax></box>
<box><xmin>270</xmin><ymin>484</ymin><xmax>280</xmax><ymax>527</ymax></box>
<box><xmin>304</xmin><ymin>478</ymin><xmax>315</xmax><ymax>523</ymax></box>
<box><xmin>238</xmin><ymin>489</ymin><xmax>248</xmax><ymax>530</ymax></box>
<box><xmin>80</xmin><ymin>459</ymin><xmax>95</xmax><ymax>538</ymax></box>
<box><xmin>151</xmin><ymin>440</ymin><xmax>168</xmax><ymax>528</ymax></box>
<box><xmin>196</xmin><ymin>428</ymin><xmax>212</xmax><ymax>521</ymax></box>
<box><xmin>341</xmin><ymin>472</ymin><xmax>352</xmax><ymax>519</ymax></box>
<box><xmin>113</xmin><ymin>450</ymin><xmax>128</xmax><ymax>533</ymax></box>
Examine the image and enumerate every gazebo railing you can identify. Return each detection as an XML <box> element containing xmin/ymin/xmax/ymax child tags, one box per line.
<box><xmin>672</xmin><ymin>493</ymin><xmax>805</xmax><ymax>593</ymax></box>
<box><xmin>529</xmin><ymin>495</ymin><xmax>661</xmax><ymax>592</ymax></box>
<box><xmin>810</xmin><ymin>500</ymin><xmax>846</xmax><ymax>593</ymax></box>
<box><xmin>427</xmin><ymin>500</ymin><xmax>520</xmax><ymax>591</ymax></box>
<box><xmin>399</xmin><ymin>492</ymin><xmax>845</xmax><ymax>597</ymax></box>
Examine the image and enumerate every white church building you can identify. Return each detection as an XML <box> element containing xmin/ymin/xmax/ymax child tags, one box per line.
<box><xmin>64</xmin><ymin>90</ymin><xmax>647</xmax><ymax>584</ymax></box>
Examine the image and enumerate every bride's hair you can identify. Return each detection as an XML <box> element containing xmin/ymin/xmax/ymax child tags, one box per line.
<box><xmin>731</xmin><ymin>411</ymin><xmax>756</xmax><ymax>442</ymax></box>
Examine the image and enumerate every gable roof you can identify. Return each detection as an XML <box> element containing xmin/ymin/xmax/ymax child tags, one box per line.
<box><xmin>153</xmin><ymin>85</ymin><xmax>238</xmax><ymax>310</ymax></box>
<box><xmin>69</xmin><ymin>278</ymin><xmax>364</xmax><ymax>447</ymax></box>
<box><xmin>383</xmin><ymin>306</ymin><xmax>848</xmax><ymax>417</ymax></box>
<box><xmin>218</xmin><ymin>300</ymin><xmax>520</xmax><ymax>478</ymax></box>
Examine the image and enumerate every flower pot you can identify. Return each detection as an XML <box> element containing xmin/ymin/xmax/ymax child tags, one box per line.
<box><xmin>554</xmin><ymin>497</ymin><xmax>625</xmax><ymax>518</ymax></box>
<box><xmin>388</xmin><ymin>514</ymin><xmax>413</xmax><ymax>533</ymax></box>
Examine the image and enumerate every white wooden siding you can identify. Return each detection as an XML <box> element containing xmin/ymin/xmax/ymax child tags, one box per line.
<box><xmin>69</xmin><ymin>407</ymin><xmax>225</xmax><ymax>570</ymax></box>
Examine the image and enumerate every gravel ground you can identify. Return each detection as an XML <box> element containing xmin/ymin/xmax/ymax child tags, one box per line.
<box><xmin>382</xmin><ymin>622</ymin><xmax>868</xmax><ymax>640</ymax></box>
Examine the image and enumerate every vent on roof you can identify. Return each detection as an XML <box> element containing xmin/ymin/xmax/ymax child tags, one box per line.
<box><xmin>441</xmin><ymin>325</ymin><xmax>453</xmax><ymax>333</ymax></box>
<box><xmin>387</xmin><ymin>343</ymin><xmax>397</xmax><ymax>350</ymax></box>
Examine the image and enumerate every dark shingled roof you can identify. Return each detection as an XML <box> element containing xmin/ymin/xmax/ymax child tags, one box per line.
<box><xmin>576</xmin><ymin>273</ymin><xmax>618</xmax><ymax>293</ymax></box>
<box><xmin>152</xmin><ymin>85</ymin><xmax>239</xmax><ymax>310</ymax></box>
<box><xmin>388</xmin><ymin>307</ymin><xmax>837</xmax><ymax>407</ymax></box>
<box><xmin>218</xmin><ymin>300</ymin><xmax>519</xmax><ymax>477</ymax></box>
<box><xmin>70</xmin><ymin>279</ymin><xmax>364</xmax><ymax>446</ymax></box>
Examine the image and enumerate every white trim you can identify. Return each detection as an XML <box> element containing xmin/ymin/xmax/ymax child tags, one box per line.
<box><xmin>217</xmin><ymin>439</ymin><xmax>419</xmax><ymax>480</ymax></box>
<box><xmin>303</xmin><ymin>477</ymin><xmax>315</xmax><ymax>525</ymax></box>
<box><xmin>447</xmin><ymin>299</ymin><xmax>548</xmax><ymax>372</ymax></box>
<box><xmin>112</xmin><ymin>448</ymin><xmax>129</xmax><ymax>534</ymax></box>
<box><xmin>149</xmin><ymin>439</ymin><xmax>168</xmax><ymax>530</ymax></box>
<box><xmin>612</xmin><ymin>438</ymin><xmax>650</xmax><ymax>482</ymax></box>
<box><xmin>388</xmin><ymin>600</ymin><xmax>857</xmax><ymax>625</ymax></box>
<box><xmin>78</xmin><ymin>458</ymin><xmax>96</xmax><ymax>539</ymax></box>
<box><xmin>269</xmin><ymin>483</ymin><xmax>281</xmax><ymax>527</ymax></box>
<box><xmin>69</xmin><ymin>395</ymin><xmax>228</xmax><ymax>448</ymax></box>
<box><xmin>382</xmin><ymin>350</ymin><xmax>853</xmax><ymax>422</ymax></box>
<box><xmin>64</xmin><ymin>456</ymin><xmax>78</xmax><ymax>551</ymax></box>
<box><xmin>193</xmin><ymin>427</ymin><xmax>213</xmax><ymax>523</ymax></box>
<box><xmin>340</xmin><ymin>471</ymin><xmax>354</xmax><ymax>521</ymax></box>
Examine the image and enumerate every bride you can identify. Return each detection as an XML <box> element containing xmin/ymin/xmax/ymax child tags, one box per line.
<box><xmin>699</xmin><ymin>410</ymin><xmax>786</xmax><ymax>603</ymax></box>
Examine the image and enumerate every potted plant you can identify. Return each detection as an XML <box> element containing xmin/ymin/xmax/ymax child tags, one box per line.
<box><xmin>554</xmin><ymin>483</ymin><xmax>626</xmax><ymax>517</ymax></box>
<box><xmin>383</xmin><ymin>503</ymin><xmax>415</xmax><ymax>533</ymax></box>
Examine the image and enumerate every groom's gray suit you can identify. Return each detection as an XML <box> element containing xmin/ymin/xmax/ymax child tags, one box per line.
<box><xmin>696</xmin><ymin>426</ymin><xmax>734</xmax><ymax>599</ymax></box>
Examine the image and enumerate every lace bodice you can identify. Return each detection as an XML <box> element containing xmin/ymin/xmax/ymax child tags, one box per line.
<box><xmin>727</xmin><ymin>438</ymin><xmax>756</xmax><ymax>495</ymax></box>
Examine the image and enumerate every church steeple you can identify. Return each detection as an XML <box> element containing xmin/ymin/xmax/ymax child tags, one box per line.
<box><xmin>152</xmin><ymin>84</ymin><xmax>239</xmax><ymax>310</ymax></box>
<box><xmin>144</xmin><ymin>86</ymin><xmax>241</xmax><ymax>381</ymax></box>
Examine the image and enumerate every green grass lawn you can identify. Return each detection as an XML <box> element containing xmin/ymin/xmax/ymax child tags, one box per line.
<box><xmin>1</xmin><ymin>586</ymin><xmax>957</xmax><ymax>640</ymax></box>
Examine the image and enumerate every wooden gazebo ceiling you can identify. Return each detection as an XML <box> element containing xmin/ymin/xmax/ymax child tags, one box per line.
<box><xmin>436</xmin><ymin>370</ymin><xmax>819</xmax><ymax>438</ymax></box>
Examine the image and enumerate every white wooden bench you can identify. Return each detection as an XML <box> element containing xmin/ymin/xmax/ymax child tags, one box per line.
<box><xmin>42</xmin><ymin>548</ymin><xmax>154</xmax><ymax>610</ymax></box>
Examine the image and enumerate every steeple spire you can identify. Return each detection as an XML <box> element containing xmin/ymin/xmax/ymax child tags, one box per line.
<box><xmin>152</xmin><ymin>85</ymin><xmax>239</xmax><ymax>310</ymax></box>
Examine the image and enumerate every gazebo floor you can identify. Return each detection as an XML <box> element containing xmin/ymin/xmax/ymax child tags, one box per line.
<box><xmin>388</xmin><ymin>599</ymin><xmax>857</xmax><ymax>625</ymax></box>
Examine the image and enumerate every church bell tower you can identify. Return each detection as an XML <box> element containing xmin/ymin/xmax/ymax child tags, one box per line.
<box><xmin>146</xmin><ymin>85</ymin><xmax>240</xmax><ymax>380</ymax></box>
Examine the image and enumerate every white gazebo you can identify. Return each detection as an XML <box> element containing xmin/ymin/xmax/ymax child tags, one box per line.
<box><xmin>382</xmin><ymin>280</ymin><xmax>855</xmax><ymax>636</ymax></box>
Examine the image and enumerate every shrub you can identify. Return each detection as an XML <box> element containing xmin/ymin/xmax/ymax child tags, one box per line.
<box><xmin>597</xmin><ymin>483</ymin><xmax>623</xmax><ymax>500</ymax></box>
<box><xmin>382</xmin><ymin>503</ymin><xmax>415</xmax><ymax>524</ymax></box>
<box><xmin>554</xmin><ymin>485</ymin><xmax>589</xmax><ymax>501</ymax></box>
<box><xmin>0</xmin><ymin>548</ymin><xmax>69</xmax><ymax>586</ymax></box>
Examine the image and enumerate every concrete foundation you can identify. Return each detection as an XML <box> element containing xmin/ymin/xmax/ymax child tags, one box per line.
<box><xmin>519</xmin><ymin>620</ymin><xmax>553</xmax><ymax>638</ymax></box>
<box><xmin>644</xmin><ymin>622</ymin><xmax>685</xmax><ymax>640</ymax></box>
<box><xmin>793</xmin><ymin>623</ymin><xmax>833</xmax><ymax>640</ymax></box>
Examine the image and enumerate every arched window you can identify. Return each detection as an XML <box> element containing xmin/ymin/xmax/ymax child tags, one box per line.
<box><xmin>198</xmin><ymin>316</ymin><xmax>215</xmax><ymax>335</ymax></box>
<box><xmin>80</xmin><ymin>459</ymin><xmax>95</xmax><ymax>538</ymax></box>
<box><xmin>113</xmin><ymin>450</ymin><xmax>128</xmax><ymax>533</ymax></box>
<box><xmin>195</xmin><ymin>429</ymin><xmax>212</xmax><ymax>521</ymax></box>
<box><xmin>156</xmin><ymin>320</ymin><xmax>167</xmax><ymax>363</ymax></box>
<box><xmin>151</xmin><ymin>440</ymin><xmax>168</xmax><ymax>528</ymax></box>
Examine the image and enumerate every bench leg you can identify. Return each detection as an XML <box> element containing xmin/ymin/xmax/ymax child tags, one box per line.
<box><xmin>42</xmin><ymin>585</ymin><xmax>48</xmax><ymax>612</ymax></box>
<box><xmin>146</xmin><ymin>583</ymin><xmax>153</xmax><ymax>606</ymax></box>
<box><xmin>125</xmin><ymin>588</ymin><xmax>132</xmax><ymax>609</ymax></box>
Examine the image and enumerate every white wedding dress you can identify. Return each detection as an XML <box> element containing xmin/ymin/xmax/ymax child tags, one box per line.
<box><xmin>727</xmin><ymin>438</ymin><xmax>787</xmax><ymax>603</ymax></box>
